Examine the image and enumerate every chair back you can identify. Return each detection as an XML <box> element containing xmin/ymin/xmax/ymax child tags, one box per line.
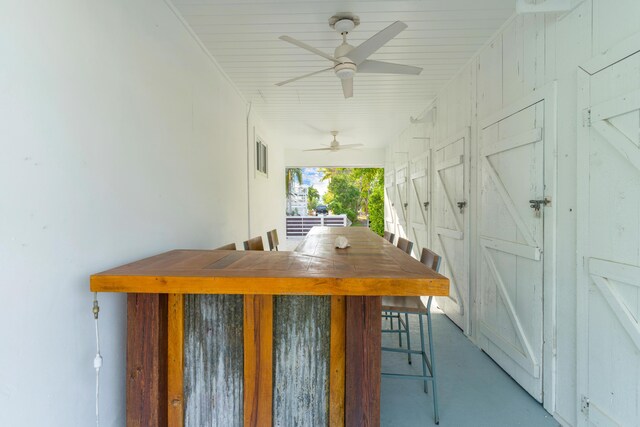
<box><xmin>383</xmin><ymin>231</ymin><xmax>395</xmax><ymax>244</ymax></box>
<box><xmin>215</xmin><ymin>242</ymin><xmax>237</xmax><ymax>250</ymax></box>
<box><xmin>243</xmin><ymin>236</ymin><xmax>264</xmax><ymax>251</ymax></box>
<box><xmin>396</xmin><ymin>237</ymin><xmax>413</xmax><ymax>255</ymax></box>
<box><xmin>420</xmin><ymin>248</ymin><xmax>442</xmax><ymax>273</ymax></box>
<box><xmin>267</xmin><ymin>229</ymin><xmax>279</xmax><ymax>251</ymax></box>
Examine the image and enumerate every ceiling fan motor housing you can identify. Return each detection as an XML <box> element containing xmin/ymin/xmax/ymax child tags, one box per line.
<box><xmin>333</xmin><ymin>42</ymin><xmax>356</xmax><ymax>79</ymax></box>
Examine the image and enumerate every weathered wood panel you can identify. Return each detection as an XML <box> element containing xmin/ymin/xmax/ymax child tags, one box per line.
<box><xmin>126</xmin><ymin>293</ymin><xmax>168</xmax><ymax>427</ymax></box>
<box><xmin>273</xmin><ymin>295</ymin><xmax>331</xmax><ymax>427</ymax></box>
<box><xmin>345</xmin><ymin>296</ymin><xmax>381</xmax><ymax>427</ymax></box>
<box><xmin>243</xmin><ymin>294</ymin><xmax>273</xmax><ymax>427</ymax></box>
<box><xmin>184</xmin><ymin>295</ymin><xmax>243</xmax><ymax>427</ymax></box>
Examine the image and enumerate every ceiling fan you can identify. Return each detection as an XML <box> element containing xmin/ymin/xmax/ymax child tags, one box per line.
<box><xmin>276</xmin><ymin>14</ymin><xmax>423</xmax><ymax>99</ymax></box>
<box><xmin>304</xmin><ymin>131</ymin><xmax>363</xmax><ymax>152</ymax></box>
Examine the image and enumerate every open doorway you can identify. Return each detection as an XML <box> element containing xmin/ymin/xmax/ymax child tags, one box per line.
<box><xmin>285</xmin><ymin>167</ymin><xmax>384</xmax><ymax>239</ymax></box>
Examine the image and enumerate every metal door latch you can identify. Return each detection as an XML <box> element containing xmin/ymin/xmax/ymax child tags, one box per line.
<box><xmin>580</xmin><ymin>395</ymin><xmax>590</xmax><ymax>416</ymax></box>
<box><xmin>529</xmin><ymin>197</ymin><xmax>551</xmax><ymax>217</ymax></box>
<box><xmin>456</xmin><ymin>201</ymin><xmax>467</xmax><ymax>213</ymax></box>
<box><xmin>404</xmin><ymin>202</ymin><xmax>408</xmax><ymax>208</ymax></box>
<box><xmin>423</xmin><ymin>201</ymin><xmax>430</xmax><ymax>210</ymax></box>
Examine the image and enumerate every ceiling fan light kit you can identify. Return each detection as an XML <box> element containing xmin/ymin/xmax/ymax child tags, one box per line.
<box><xmin>276</xmin><ymin>14</ymin><xmax>423</xmax><ymax>99</ymax></box>
<box><xmin>334</xmin><ymin>62</ymin><xmax>356</xmax><ymax>80</ymax></box>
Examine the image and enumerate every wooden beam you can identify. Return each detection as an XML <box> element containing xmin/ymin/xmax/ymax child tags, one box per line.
<box><xmin>167</xmin><ymin>294</ymin><xmax>184</xmax><ymax>427</ymax></box>
<box><xmin>330</xmin><ymin>295</ymin><xmax>346</xmax><ymax>427</ymax></box>
<box><xmin>345</xmin><ymin>296</ymin><xmax>381</xmax><ymax>427</ymax></box>
<box><xmin>126</xmin><ymin>293</ymin><xmax>168</xmax><ymax>427</ymax></box>
<box><xmin>243</xmin><ymin>294</ymin><xmax>273</xmax><ymax>427</ymax></box>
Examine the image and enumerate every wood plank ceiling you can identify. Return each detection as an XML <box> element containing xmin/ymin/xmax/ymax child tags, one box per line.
<box><xmin>171</xmin><ymin>0</ymin><xmax>514</xmax><ymax>150</ymax></box>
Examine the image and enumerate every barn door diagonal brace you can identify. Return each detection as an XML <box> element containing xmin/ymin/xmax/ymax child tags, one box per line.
<box><xmin>481</xmin><ymin>244</ymin><xmax>540</xmax><ymax>377</ymax></box>
<box><xmin>589</xmin><ymin>258</ymin><xmax>640</xmax><ymax>352</ymax></box>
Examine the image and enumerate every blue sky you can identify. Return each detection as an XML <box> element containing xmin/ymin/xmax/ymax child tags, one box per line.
<box><xmin>301</xmin><ymin>168</ymin><xmax>328</xmax><ymax>197</ymax></box>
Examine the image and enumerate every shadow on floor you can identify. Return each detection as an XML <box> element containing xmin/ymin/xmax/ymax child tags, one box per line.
<box><xmin>381</xmin><ymin>312</ymin><xmax>560</xmax><ymax>427</ymax></box>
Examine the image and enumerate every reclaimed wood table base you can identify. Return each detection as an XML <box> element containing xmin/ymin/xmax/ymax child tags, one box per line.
<box><xmin>92</xmin><ymin>227</ymin><xmax>448</xmax><ymax>426</ymax></box>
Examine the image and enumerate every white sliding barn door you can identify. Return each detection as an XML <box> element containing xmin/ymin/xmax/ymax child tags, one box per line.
<box><xmin>395</xmin><ymin>163</ymin><xmax>410</xmax><ymax>241</ymax></box>
<box><xmin>409</xmin><ymin>153</ymin><xmax>431</xmax><ymax>254</ymax></box>
<box><xmin>433</xmin><ymin>129</ymin><xmax>469</xmax><ymax>332</ymax></box>
<box><xmin>478</xmin><ymin>100</ymin><xmax>547</xmax><ymax>402</ymax></box>
<box><xmin>577</xmin><ymin>45</ymin><xmax>640</xmax><ymax>427</ymax></box>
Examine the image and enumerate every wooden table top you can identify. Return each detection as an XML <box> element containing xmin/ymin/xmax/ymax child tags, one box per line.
<box><xmin>90</xmin><ymin>227</ymin><xmax>449</xmax><ymax>296</ymax></box>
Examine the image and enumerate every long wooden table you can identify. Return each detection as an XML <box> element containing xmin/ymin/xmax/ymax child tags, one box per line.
<box><xmin>91</xmin><ymin>226</ymin><xmax>448</xmax><ymax>427</ymax></box>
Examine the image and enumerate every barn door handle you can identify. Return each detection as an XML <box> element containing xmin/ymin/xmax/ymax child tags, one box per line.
<box><xmin>456</xmin><ymin>201</ymin><xmax>466</xmax><ymax>213</ymax></box>
<box><xmin>403</xmin><ymin>202</ymin><xmax>408</xmax><ymax>208</ymax></box>
<box><xmin>423</xmin><ymin>201</ymin><xmax>430</xmax><ymax>210</ymax></box>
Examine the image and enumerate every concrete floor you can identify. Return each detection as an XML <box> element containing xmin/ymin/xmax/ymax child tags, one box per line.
<box><xmin>381</xmin><ymin>310</ymin><xmax>560</xmax><ymax>427</ymax></box>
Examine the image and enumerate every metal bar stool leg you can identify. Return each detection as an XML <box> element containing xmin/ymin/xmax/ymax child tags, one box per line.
<box><xmin>390</xmin><ymin>313</ymin><xmax>394</xmax><ymax>337</ymax></box>
<box><xmin>418</xmin><ymin>313</ymin><xmax>428</xmax><ymax>394</ymax></box>
<box><xmin>405</xmin><ymin>313</ymin><xmax>412</xmax><ymax>364</ymax></box>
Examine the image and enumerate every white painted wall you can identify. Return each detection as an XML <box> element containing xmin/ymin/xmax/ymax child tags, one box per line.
<box><xmin>0</xmin><ymin>0</ymin><xmax>254</xmax><ymax>425</ymax></box>
<box><xmin>248</xmin><ymin>113</ymin><xmax>287</xmax><ymax>246</ymax></box>
<box><xmin>385</xmin><ymin>3</ymin><xmax>612</xmax><ymax>426</ymax></box>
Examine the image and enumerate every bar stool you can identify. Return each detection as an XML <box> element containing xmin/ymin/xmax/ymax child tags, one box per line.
<box><xmin>243</xmin><ymin>236</ymin><xmax>264</xmax><ymax>251</ymax></box>
<box><xmin>384</xmin><ymin>237</ymin><xmax>414</xmax><ymax>347</ymax></box>
<box><xmin>396</xmin><ymin>237</ymin><xmax>413</xmax><ymax>255</ymax></box>
<box><xmin>266</xmin><ymin>229</ymin><xmax>279</xmax><ymax>251</ymax></box>
<box><xmin>381</xmin><ymin>248</ymin><xmax>442</xmax><ymax>425</ymax></box>
<box><xmin>215</xmin><ymin>242</ymin><xmax>237</xmax><ymax>250</ymax></box>
<box><xmin>383</xmin><ymin>230</ymin><xmax>395</xmax><ymax>244</ymax></box>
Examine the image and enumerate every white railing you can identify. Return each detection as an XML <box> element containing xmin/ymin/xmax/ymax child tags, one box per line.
<box><xmin>286</xmin><ymin>215</ymin><xmax>348</xmax><ymax>238</ymax></box>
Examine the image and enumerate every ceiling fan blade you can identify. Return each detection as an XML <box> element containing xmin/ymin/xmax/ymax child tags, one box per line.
<box><xmin>341</xmin><ymin>78</ymin><xmax>353</xmax><ymax>99</ymax></box>
<box><xmin>345</xmin><ymin>21</ymin><xmax>407</xmax><ymax>65</ymax></box>
<box><xmin>275</xmin><ymin>67</ymin><xmax>333</xmax><ymax>86</ymax></box>
<box><xmin>336</xmin><ymin>144</ymin><xmax>364</xmax><ymax>149</ymax></box>
<box><xmin>303</xmin><ymin>147</ymin><xmax>334</xmax><ymax>151</ymax></box>
<box><xmin>358</xmin><ymin>59</ymin><xmax>422</xmax><ymax>75</ymax></box>
<box><xmin>279</xmin><ymin>36</ymin><xmax>340</xmax><ymax>63</ymax></box>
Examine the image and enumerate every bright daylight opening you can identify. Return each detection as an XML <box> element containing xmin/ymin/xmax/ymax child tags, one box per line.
<box><xmin>285</xmin><ymin>167</ymin><xmax>385</xmax><ymax>239</ymax></box>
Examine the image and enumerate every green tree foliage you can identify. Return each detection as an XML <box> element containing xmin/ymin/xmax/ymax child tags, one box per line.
<box><xmin>319</xmin><ymin>167</ymin><xmax>346</xmax><ymax>182</ymax></box>
<box><xmin>368</xmin><ymin>178</ymin><xmax>385</xmax><ymax>236</ymax></box>
<box><xmin>320</xmin><ymin>167</ymin><xmax>384</xmax><ymax>235</ymax></box>
<box><xmin>323</xmin><ymin>173</ymin><xmax>359</xmax><ymax>222</ymax></box>
<box><xmin>351</xmin><ymin>168</ymin><xmax>383</xmax><ymax>218</ymax></box>
<box><xmin>307</xmin><ymin>185</ymin><xmax>319</xmax><ymax>212</ymax></box>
